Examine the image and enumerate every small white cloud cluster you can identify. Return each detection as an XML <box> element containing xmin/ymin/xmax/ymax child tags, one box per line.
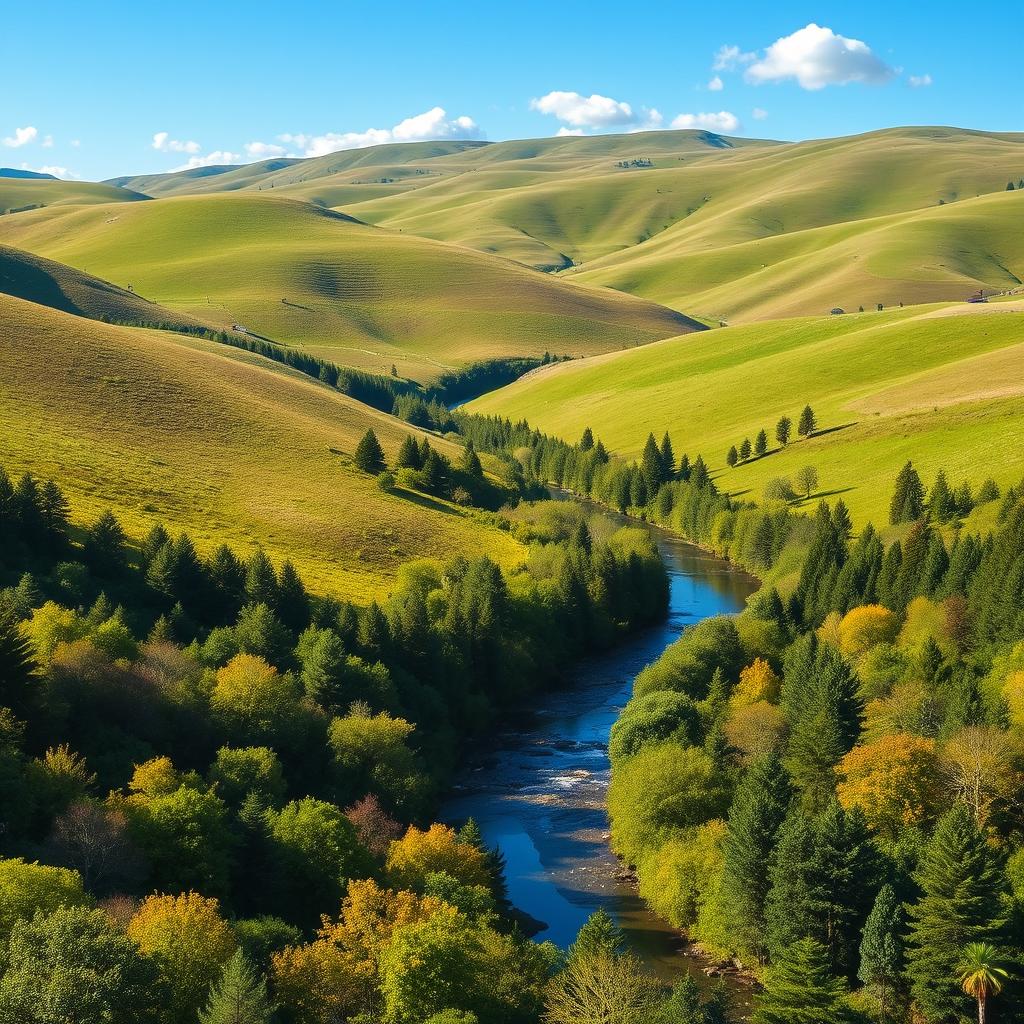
<box><xmin>248</xmin><ymin>107</ymin><xmax>482</xmax><ymax>161</ymax></box>
<box><xmin>151</xmin><ymin>131</ymin><xmax>200</xmax><ymax>154</ymax></box>
<box><xmin>531</xmin><ymin>90</ymin><xmax>739</xmax><ymax>136</ymax></box>
<box><xmin>742</xmin><ymin>24</ymin><xmax>895</xmax><ymax>90</ymax></box>
<box><xmin>671</xmin><ymin>111</ymin><xmax>741</xmax><ymax>132</ymax></box>
<box><xmin>909</xmin><ymin>74</ymin><xmax>933</xmax><ymax>88</ymax></box>
<box><xmin>19</xmin><ymin>162</ymin><xmax>74</xmax><ymax>179</ymax></box>
<box><xmin>3</xmin><ymin>126</ymin><xmax>38</xmax><ymax>148</ymax></box>
<box><xmin>713</xmin><ymin>45</ymin><xmax>756</xmax><ymax>71</ymax></box>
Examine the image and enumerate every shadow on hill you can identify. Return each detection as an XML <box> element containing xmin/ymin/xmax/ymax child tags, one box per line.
<box><xmin>393</xmin><ymin>487</ymin><xmax>464</xmax><ymax>517</ymax></box>
<box><xmin>794</xmin><ymin>486</ymin><xmax>856</xmax><ymax>506</ymax></box>
<box><xmin>809</xmin><ymin>422</ymin><xmax>858</xmax><ymax>439</ymax></box>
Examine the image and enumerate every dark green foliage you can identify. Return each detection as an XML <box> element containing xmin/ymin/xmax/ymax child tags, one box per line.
<box><xmin>775</xmin><ymin>416</ymin><xmax>792</xmax><ymax>446</ymax></box>
<box><xmin>753</xmin><ymin>936</ymin><xmax>849</xmax><ymax>1024</ymax></box>
<box><xmin>906</xmin><ymin>804</ymin><xmax>1009</xmax><ymax>1024</ymax></box>
<box><xmin>198</xmin><ymin>949</ymin><xmax>274</xmax><ymax>1024</ymax></box>
<box><xmin>396</xmin><ymin>434</ymin><xmax>423</xmax><ymax>470</ymax></box>
<box><xmin>726</xmin><ymin>445</ymin><xmax>738</xmax><ymax>468</ymax></box>
<box><xmin>567</xmin><ymin>908</ymin><xmax>625</xmax><ymax>963</ymax></box>
<box><xmin>83</xmin><ymin>510</ymin><xmax>127</xmax><ymax>575</ymax></box>
<box><xmin>754</xmin><ymin>429</ymin><xmax>768</xmax><ymax>458</ymax></box>
<box><xmin>890</xmin><ymin>461</ymin><xmax>925</xmax><ymax>524</ymax></box>
<box><xmin>579</xmin><ymin>426</ymin><xmax>594</xmax><ymax>451</ymax></box>
<box><xmin>458</xmin><ymin>441</ymin><xmax>483</xmax><ymax>479</ymax></box>
<box><xmin>660</xmin><ymin>432</ymin><xmax>675</xmax><ymax>477</ymax></box>
<box><xmin>859</xmin><ymin>884</ymin><xmax>905</xmax><ymax>1021</ymax></box>
<box><xmin>739</xmin><ymin>437</ymin><xmax>752</xmax><ymax>461</ymax></box>
<box><xmin>0</xmin><ymin>613</ymin><xmax>37</xmax><ymax>713</ymax></box>
<box><xmin>642</xmin><ymin>432</ymin><xmax>667</xmax><ymax>494</ymax></box>
<box><xmin>795</xmin><ymin>503</ymin><xmax>846</xmax><ymax>625</ymax></box>
<box><xmin>353</xmin><ymin>428</ymin><xmax>386</xmax><ymax>474</ymax></box>
<box><xmin>720</xmin><ymin>752</ymin><xmax>792</xmax><ymax>963</ymax></box>
<box><xmin>797</xmin><ymin>405</ymin><xmax>817</xmax><ymax>438</ymax></box>
<box><xmin>928</xmin><ymin>470</ymin><xmax>954</xmax><ymax>522</ymax></box>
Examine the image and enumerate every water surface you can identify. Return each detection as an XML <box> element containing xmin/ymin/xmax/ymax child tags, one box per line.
<box><xmin>442</xmin><ymin>508</ymin><xmax>758</xmax><ymax>980</ymax></box>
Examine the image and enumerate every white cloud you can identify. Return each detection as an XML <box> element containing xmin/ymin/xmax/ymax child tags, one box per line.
<box><xmin>278</xmin><ymin>107</ymin><xmax>482</xmax><ymax>159</ymax></box>
<box><xmin>41</xmin><ymin>135</ymin><xmax>54</xmax><ymax>148</ymax></box>
<box><xmin>245</xmin><ymin>140</ymin><xmax>288</xmax><ymax>158</ymax></box>
<box><xmin>671</xmin><ymin>111</ymin><xmax>741</xmax><ymax>133</ymax></box>
<box><xmin>713</xmin><ymin>45</ymin><xmax>756</xmax><ymax>71</ymax></box>
<box><xmin>530</xmin><ymin>91</ymin><xmax>635</xmax><ymax>128</ymax></box>
<box><xmin>556</xmin><ymin>127</ymin><xmax>586</xmax><ymax>137</ymax></box>
<box><xmin>152</xmin><ymin>131</ymin><xmax>201</xmax><ymax>154</ymax></box>
<box><xmin>707</xmin><ymin>75</ymin><xmax>724</xmax><ymax>92</ymax></box>
<box><xmin>3</xmin><ymin>126</ymin><xmax>38</xmax><ymax>148</ymax></box>
<box><xmin>172</xmin><ymin>150</ymin><xmax>241</xmax><ymax>170</ymax></box>
<box><xmin>909</xmin><ymin>74</ymin><xmax>933</xmax><ymax>88</ymax></box>
<box><xmin>752</xmin><ymin>107</ymin><xmax>769</xmax><ymax>120</ymax></box>
<box><xmin>745</xmin><ymin>24</ymin><xmax>895</xmax><ymax>90</ymax></box>
<box><xmin>20</xmin><ymin>162</ymin><xmax>74</xmax><ymax>179</ymax></box>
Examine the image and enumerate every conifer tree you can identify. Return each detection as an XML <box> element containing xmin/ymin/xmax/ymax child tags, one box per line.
<box><xmin>199</xmin><ymin>949</ymin><xmax>274</xmax><ymax>1024</ymax></box>
<box><xmin>421</xmin><ymin>450</ymin><xmax>450</xmax><ymax>496</ymax></box>
<box><xmin>690</xmin><ymin>456</ymin><xmax>710</xmax><ymax>490</ymax></box>
<box><xmin>84</xmin><ymin>510</ymin><xmax>128</xmax><ymax>575</ymax></box>
<box><xmin>641</xmin><ymin>433</ymin><xmax>665</xmax><ymax>494</ymax></box>
<box><xmin>775</xmin><ymin>416</ymin><xmax>792</xmax><ymax>447</ymax></box>
<box><xmin>798</xmin><ymin>405</ymin><xmax>817</xmax><ymax>438</ymax></box>
<box><xmin>459</xmin><ymin>441</ymin><xmax>483</xmax><ymax>479</ymax></box>
<box><xmin>726</xmin><ymin>446</ymin><xmax>738</xmax><ymax>468</ymax></box>
<box><xmin>396</xmin><ymin>434</ymin><xmax>422</xmax><ymax>470</ymax></box>
<box><xmin>39</xmin><ymin>480</ymin><xmax>70</xmax><ymax>541</ymax></box>
<box><xmin>753</xmin><ymin>936</ymin><xmax>849</xmax><ymax>1024</ymax></box>
<box><xmin>245</xmin><ymin>550</ymin><xmax>279</xmax><ymax>609</ymax></box>
<box><xmin>754</xmin><ymin>429</ymin><xmax>768</xmax><ymax>458</ymax></box>
<box><xmin>678</xmin><ymin>453</ymin><xmax>691</xmax><ymax>481</ymax></box>
<box><xmin>832</xmin><ymin>499</ymin><xmax>852</xmax><ymax>540</ymax></box>
<box><xmin>890</xmin><ymin>461</ymin><xmax>925</xmax><ymax>524</ymax></box>
<box><xmin>579</xmin><ymin>427</ymin><xmax>594</xmax><ymax>451</ymax></box>
<box><xmin>0</xmin><ymin>613</ymin><xmax>37</xmax><ymax>713</ymax></box>
<box><xmin>276</xmin><ymin>561</ymin><xmax>310</xmax><ymax>633</ymax></box>
<box><xmin>353</xmin><ymin>428</ymin><xmax>386</xmax><ymax>474</ymax></box>
<box><xmin>739</xmin><ymin>437</ymin><xmax>752</xmax><ymax>461</ymax></box>
<box><xmin>906</xmin><ymin>804</ymin><xmax>1009</xmax><ymax>1024</ymax></box>
<box><xmin>567</xmin><ymin>908</ymin><xmax>626</xmax><ymax>964</ymax></box>
<box><xmin>721</xmin><ymin>752</ymin><xmax>792</xmax><ymax>963</ymax></box>
<box><xmin>928</xmin><ymin>470</ymin><xmax>954</xmax><ymax>522</ymax></box>
<box><xmin>660</xmin><ymin>432</ymin><xmax>675</xmax><ymax>478</ymax></box>
<box><xmin>859</xmin><ymin>884</ymin><xmax>905</xmax><ymax>1022</ymax></box>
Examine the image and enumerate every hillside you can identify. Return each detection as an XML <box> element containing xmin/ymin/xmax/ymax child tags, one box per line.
<box><xmin>0</xmin><ymin>243</ymin><xmax>212</xmax><ymax>332</ymax></box>
<box><xmin>0</xmin><ymin>291</ymin><xmax>523</xmax><ymax>599</ymax></box>
<box><xmin>468</xmin><ymin>298</ymin><xmax>1024</xmax><ymax>529</ymax></box>
<box><xmin>0</xmin><ymin>177</ymin><xmax>148</xmax><ymax>216</ymax></box>
<box><xmin>0</xmin><ymin>191</ymin><xmax>700</xmax><ymax>381</ymax></box>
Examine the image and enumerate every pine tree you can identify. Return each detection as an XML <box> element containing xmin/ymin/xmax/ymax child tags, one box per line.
<box><xmin>906</xmin><ymin>804</ymin><xmax>1009</xmax><ymax>1024</ymax></box>
<box><xmin>245</xmin><ymin>550</ymin><xmax>279</xmax><ymax>608</ymax></box>
<box><xmin>754</xmin><ymin>429</ymin><xmax>768</xmax><ymax>458</ymax></box>
<box><xmin>459</xmin><ymin>441</ymin><xmax>483</xmax><ymax>479</ymax></box>
<box><xmin>678</xmin><ymin>453</ymin><xmax>691</xmax><ymax>481</ymax></box>
<box><xmin>690</xmin><ymin>456</ymin><xmax>710</xmax><ymax>490</ymax></box>
<box><xmin>199</xmin><ymin>949</ymin><xmax>274</xmax><ymax>1024</ymax></box>
<box><xmin>720</xmin><ymin>752</ymin><xmax>792</xmax><ymax>963</ymax></box>
<box><xmin>739</xmin><ymin>437</ymin><xmax>752</xmax><ymax>461</ymax></box>
<box><xmin>421</xmin><ymin>450</ymin><xmax>450</xmax><ymax>496</ymax></box>
<box><xmin>0</xmin><ymin>613</ymin><xmax>37</xmax><ymax>712</ymax></box>
<box><xmin>726</xmin><ymin>446</ymin><xmax>738</xmax><ymax>468</ymax></box>
<box><xmin>753</xmin><ymin>937</ymin><xmax>849</xmax><ymax>1024</ymax></box>
<box><xmin>276</xmin><ymin>560</ymin><xmax>310</xmax><ymax>633</ymax></box>
<box><xmin>890</xmin><ymin>461</ymin><xmax>925</xmax><ymax>524</ymax></box>
<box><xmin>798</xmin><ymin>405</ymin><xmax>817</xmax><ymax>438</ymax></box>
<box><xmin>84</xmin><ymin>510</ymin><xmax>127</xmax><ymax>575</ymax></box>
<box><xmin>832</xmin><ymin>499</ymin><xmax>852</xmax><ymax>540</ymax></box>
<box><xmin>641</xmin><ymin>433</ymin><xmax>665</xmax><ymax>494</ymax></box>
<box><xmin>396</xmin><ymin>434</ymin><xmax>422</xmax><ymax>470</ymax></box>
<box><xmin>660</xmin><ymin>433</ymin><xmax>675</xmax><ymax>478</ymax></box>
<box><xmin>38</xmin><ymin>480</ymin><xmax>70</xmax><ymax>541</ymax></box>
<box><xmin>859</xmin><ymin>884</ymin><xmax>905</xmax><ymax>1022</ymax></box>
<box><xmin>567</xmin><ymin>908</ymin><xmax>626</xmax><ymax>964</ymax></box>
<box><xmin>579</xmin><ymin>427</ymin><xmax>594</xmax><ymax>452</ymax></box>
<box><xmin>928</xmin><ymin>470</ymin><xmax>954</xmax><ymax>522</ymax></box>
<box><xmin>353</xmin><ymin>428</ymin><xmax>385</xmax><ymax>474</ymax></box>
<box><xmin>775</xmin><ymin>416</ymin><xmax>792</xmax><ymax>447</ymax></box>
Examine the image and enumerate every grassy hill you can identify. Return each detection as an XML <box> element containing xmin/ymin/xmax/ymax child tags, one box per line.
<box><xmin>0</xmin><ymin>178</ymin><xmax>148</xmax><ymax>216</ymax></box>
<box><xmin>468</xmin><ymin>298</ymin><xmax>1024</xmax><ymax>530</ymax></box>
<box><xmin>0</xmin><ymin>191</ymin><xmax>699</xmax><ymax>382</ymax></box>
<box><xmin>0</xmin><ymin>291</ymin><xmax>523</xmax><ymax>600</ymax></box>
<box><xmin>0</xmin><ymin>243</ymin><xmax>213</xmax><ymax>332</ymax></box>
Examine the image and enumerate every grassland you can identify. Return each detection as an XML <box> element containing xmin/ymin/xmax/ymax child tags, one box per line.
<box><xmin>468</xmin><ymin>300</ymin><xmax>1024</xmax><ymax>530</ymax></box>
<box><xmin>0</xmin><ymin>177</ymin><xmax>147</xmax><ymax>215</ymax></box>
<box><xmin>0</xmin><ymin>292</ymin><xmax>525</xmax><ymax>600</ymax></box>
<box><xmin>0</xmin><ymin>192</ymin><xmax>699</xmax><ymax>382</ymax></box>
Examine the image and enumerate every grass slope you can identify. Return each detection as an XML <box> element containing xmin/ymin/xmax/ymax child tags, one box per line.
<box><xmin>0</xmin><ymin>178</ymin><xmax>148</xmax><ymax>216</ymax></box>
<box><xmin>469</xmin><ymin>300</ymin><xmax>1024</xmax><ymax>529</ymax></box>
<box><xmin>0</xmin><ymin>292</ymin><xmax>523</xmax><ymax>600</ymax></box>
<box><xmin>0</xmin><ymin>192</ymin><xmax>700</xmax><ymax>382</ymax></box>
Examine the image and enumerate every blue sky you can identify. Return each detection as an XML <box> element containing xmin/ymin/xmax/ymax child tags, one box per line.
<box><xmin>3</xmin><ymin>0</ymin><xmax>1018</xmax><ymax>181</ymax></box>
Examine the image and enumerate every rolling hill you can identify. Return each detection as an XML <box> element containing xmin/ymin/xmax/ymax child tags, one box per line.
<box><xmin>0</xmin><ymin>191</ymin><xmax>701</xmax><ymax>382</ymax></box>
<box><xmin>0</xmin><ymin>291</ymin><xmax>524</xmax><ymax>600</ymax></box>
<box><xmin>467</xmin><ymin>298</ymin><xmax>1024</xmax><ymax>530</ymax></box>
<box><xmin>0</xmin><ymin>177</ymin><xmax>148</xmax><ymax>216</ymax></box>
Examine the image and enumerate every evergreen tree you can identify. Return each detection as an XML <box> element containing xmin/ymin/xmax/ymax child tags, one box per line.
<box><xmin>276</xmin><ymin>561</ymin><xmax>310</xmax><ymax>633</ymax></box>
<box><xmin>579</xmin><ymin>427</ymin><xmax>594</xmax><ymax>451</ymax></box>
<box><xmin>859</xmin><ymin>884</ymin><xmax>905</xmax><ymax>1022</ymax></box>
<box><xmin>459</xmin><ymin>441</ymin><xmax>483</xmax><ymax>479</ymax></box>
<box><xmin>245</xmin><ymin>550</ymin><xmax>279</xmax><ymax>609</ymax></box>
<box><xmin>660</xmin><ymin>432</ymin><xmax>675</xmax><ymax>478</ymax></box>
<box><xmin>641</xmin><ymin>433</ymin><xmax>665</xmax><ymax>494</ymax></box>
<box><xmin>421</xmin><ymin>450</ymin><xmax>450</xmax><ymax>496</ymax></box>
<box><xmin>726</xmin><ymin>446</ymin><xmax>738</xmax><ymax>468</ymax></box>
<box><xmin>0</xmin><ymin>613</ymin><xmax>37</xmax><ymax>713</ymax></box>
<box><xmin>775</xmin><ymin>416</ymin><xmax>792</xmax><ymax>447</ymax></box>
<box><xmin>678</xmin><ymin>453</ymin><xmax>691</xmax><ymax>481</ymax></box>
<box><xmin>690</xmin><ymin>456</ymin><xmax>710</xmax><ymax>490</ymax></box>
<box><xmin>567</xmin><ymin>908</ymin><xmax>626</xmax><ymax>964</ymax></box>
<box><xmin>928</xmin><ymin>470</ymin><xmax>954</xmax><ymax>522</ymax></box>
<box><xmin>721</xmin><ymin>752</ymin><xmax>792</xmax><ymax>963</ymax></box>
<box><xmin>832</xmin><ymin>499</ymin><xmax>852</xmax><ymax>540</ymax></box>
<box><xmin>753</xmin><ymin>937</ymin><xmax>849</xmax><ymax>1024</ymax></box>
<box><xmin>890</xmin><ymin>461</ymin><xmax>925</xmax><ymax>524</ymax></box>
<box><xmin>739</xmin><ymin>437</ymin><xmax>752</xmax><ymax>461</ymax></box>
<box><xmin>906</xmin><ymin>804</ymin><xmax>1009</xmax><ymax>1024</ymax></box>
<box><xmin>798</xmin><ymin>405</ymin><xmax>817</xmax><ymax>438</ymax></box>
<box><xmin>38</xmin><ymin>480</ymin><xmax>70</xmax><ymax>542</ymax></box>
<box><xmin>199</xmin><ymin>949</ymin><xmax>274</xmax><ymax>1024</ymax></box>
<box><xmin>396</xmin><ymin>434</ymin><xmax>422</xmax><ymax>470</ymax></box>
<box><xmin>83</xmin><ymin>510</ymin><xmax>127</xmax><ymax>575</ymax></box>
<box><xmin>754</xmin><ymin>429</ymin><xmax>768</xmax><ymax>458</ymax></box>
<box><xmin>140</xmin><ymin>524</ymin><xmax>171</xmax><ymax>567</ymax></box>
<box><xmin>353</xmin><ymin>428</ymin><xmax>386</xmax><ymax>474</ymax></box>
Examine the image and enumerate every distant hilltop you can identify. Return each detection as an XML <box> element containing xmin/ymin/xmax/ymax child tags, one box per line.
<box><xmin>0</xmin><ymin>167</ymin><xmax>58</xmax><ymax>180</ymax></box>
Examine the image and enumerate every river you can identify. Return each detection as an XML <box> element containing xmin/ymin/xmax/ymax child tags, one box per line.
<box><xmin>441</xmin><ymin>505</ymin><xmax>759</xmax><ymax>992</ymax></box>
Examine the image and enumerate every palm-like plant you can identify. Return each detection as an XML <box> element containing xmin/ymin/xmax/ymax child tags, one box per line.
<box><xmin>957</xmin><ymin>943</ymin><xmax>1009</xmax><ymax>1024</ymax></box>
